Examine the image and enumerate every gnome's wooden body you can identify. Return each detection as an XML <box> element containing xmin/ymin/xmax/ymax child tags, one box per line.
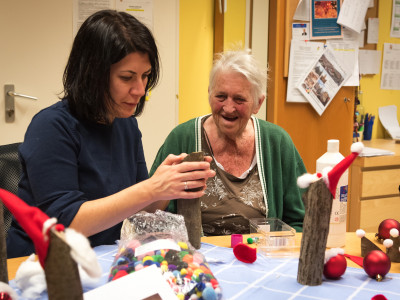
<box><xmin>45</xmin><ymin>230</ymin><xmax>83</xmax><ymax>300</ymax></box>
<box><xmin>297</xmin><ymin>179</ymin><xmax>333</xmax><ymax>286</ymax></box>
<box><xmin>177</xmin><ymin>152</ymin><xmax>204</xmax><ymax>249</ymax></box>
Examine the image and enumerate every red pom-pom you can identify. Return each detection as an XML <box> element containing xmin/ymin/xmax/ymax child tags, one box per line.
<box><xmin>233</xmin><ymin>243</ymin><xmax>257</xmax><ymax>263</ymax></box>
<box><xmin>112</xmin><ymin>270</ymin><xmax>129</xmax><ymax>281</ymax></box>
<box><xmin>323</xmin><ymin>254</ymin><xmax>347</xmax><ymax>279</ymax></box>
<box><xmin>363</xmin><ymin>250</ymin><xmax>391</xmax><ymax>280</ymax></box>
<box><xmin>377</xmin><ymin>219</ymin><xmax>400</xmax><ymax>240</ymax></box>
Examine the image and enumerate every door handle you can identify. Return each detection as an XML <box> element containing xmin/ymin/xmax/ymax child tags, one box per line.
<box><xmin>7</xmin><ymin>91</ymin><xmax>38</xmax><ymax>100</ymax></box>
<box><xmin>4</xmin><ymin>84</ymin><xmax>38</xmax><ymax>123</ymax></box>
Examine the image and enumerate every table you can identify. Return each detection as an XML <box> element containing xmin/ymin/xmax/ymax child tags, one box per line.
<box><xmin>202</xmin><ymin>232</ymin><xmax>400</xmax><ymax>272</ymax></box>
<box><xmin>348</xmin><ymin>139</ymin><xmax>400</xmax><ymax>232</ymax></box>
<box><xmin>7</xmin><ymin>232</ymin><xmax>400</xmax><ymax>280</ymax></box>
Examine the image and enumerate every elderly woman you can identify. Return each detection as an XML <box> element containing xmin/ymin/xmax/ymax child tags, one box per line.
<box><xmin>150</xmin><ymin>50</ymin><xmax>306</xmax><ymax>234</ymax></box>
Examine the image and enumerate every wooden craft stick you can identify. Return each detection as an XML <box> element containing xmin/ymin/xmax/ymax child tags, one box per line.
<box><xmin>297</xmin><ymin>179</ymin><xmax>333</xmax><ymax>286</ymax></box>
<box><xmin>177</xmin><ymin>152</ymin><xmax>204</xmax><ymax>249</ymax></box>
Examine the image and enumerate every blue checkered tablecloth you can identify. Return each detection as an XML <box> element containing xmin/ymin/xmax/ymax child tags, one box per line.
<box><xmin>10</xmin><ymin>242</ymin><xmax>400</xmax><ymax>299</ymax></box>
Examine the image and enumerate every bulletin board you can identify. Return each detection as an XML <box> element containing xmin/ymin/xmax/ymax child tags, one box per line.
<box><xmin>283</xmin><ymin>0</ymin><xmax>379</xmax><ymax>77</ymax></box>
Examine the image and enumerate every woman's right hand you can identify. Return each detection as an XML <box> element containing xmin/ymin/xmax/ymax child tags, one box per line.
<box><xmin>147</xmin><ymin>153</ymin><xmax>215</xmax><ymax>201</ymax></box>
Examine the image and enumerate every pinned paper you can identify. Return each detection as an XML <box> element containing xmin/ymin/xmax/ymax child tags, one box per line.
<box><xmin>287</xmin><ymin>40</ymin><xmax>325</xmax><ymax>103</ymax></box>
<box><xmin>296</xmin><ymin>46</ymin><xmax>350</xmax><ymax>116</ymax></box>
<box><xmin>293</xmin><ymin>0</ymin><xmax>310</xmax><ymax>21</ymax></box>
<box><xmin>337</xmin><ymin>0</ymin><xmax>369</xmax><ymax>34</ymax></box>
<box><xmin>367</xmin><ymin>18</ymin><xmax>379</xmax><ymax>44</ymax></box>
<box><xmin>326</xmin><ymin>39</ymin><xmax>359</xmax><ymax>86</ymax></box>
<box><xmin>381</xmin><ymin>43</ymin><xmax>400</xmax><ymax>90</ymax></box>
<box><xmin>359</xmin><ymin>50</ymin><xmax>381</xmax><ymax>75</ymax></box>
<box><xmin>292</xmin><ymin>23</ymin><xmax>310</xmax><ymax>41</ymax></box>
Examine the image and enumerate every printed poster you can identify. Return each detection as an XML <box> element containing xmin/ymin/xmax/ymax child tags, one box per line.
<box><xmin>310</xmin><ymin>0</ymin><xmax>343</xmax><ymax>40</ymax></box>
<box><xmin>297</xmin><ymin>46</ymin><xmax>349</xmax><ymax>116</ymax></box>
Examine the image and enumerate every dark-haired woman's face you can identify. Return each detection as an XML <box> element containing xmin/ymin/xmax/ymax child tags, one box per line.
<box><xmin>108</xmin><ymin>52</ymin><xmax>151</xmax><ymax>121</ymax></box>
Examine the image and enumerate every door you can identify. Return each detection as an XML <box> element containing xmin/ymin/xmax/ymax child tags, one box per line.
<box><xmin>268</xmin><ymin>0</ymin><xmax>355</xmax><ymax>173</ymax></box>
<box><xmin>0</xmin><ymin>0</ymin><xmax>178</xmax><ymax>168</ymax></box>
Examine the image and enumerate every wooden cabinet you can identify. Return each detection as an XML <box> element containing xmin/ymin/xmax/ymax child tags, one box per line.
<box><xmin>348</xmin><ymin>140</ymin><xmax>400</xmax><ymax>232</ymax></box>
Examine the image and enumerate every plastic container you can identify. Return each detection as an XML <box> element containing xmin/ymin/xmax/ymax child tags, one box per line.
<box><xmin>249</xmin><ymin>218</ymin><xmax>298</xmax><ymax>257</ymax></box>
<box><xmin>316</xmin><ymin>139</ymin><xmax>347</xmax><ymax>248</ymax></box>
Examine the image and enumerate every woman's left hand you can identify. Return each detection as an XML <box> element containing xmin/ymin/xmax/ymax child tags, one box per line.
<box><xmin>147</xmin><ymin>153</ymin><xmax>215</xmax><ymax>201</ymax></box>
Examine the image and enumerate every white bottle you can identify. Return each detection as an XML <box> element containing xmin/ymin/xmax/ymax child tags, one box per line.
<box><xmin>316</xmin><ymin>139</ymin><xmax>348</xmax><ymax>248</ymax></box>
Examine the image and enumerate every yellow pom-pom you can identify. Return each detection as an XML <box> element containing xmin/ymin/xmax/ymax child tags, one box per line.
<box><xmin>142</xmin><ymin>256</ymin><xmax>154</xmax><ymax>262</ymax></box>
<box><xmin>178</xmin><ymin>241</ymin><xmax>188</xmax><ymax>249</ymax></box>
<box><xmin>180</xmin><ymin>268</ymin><xmax>188</xmax><ymax>276</ymax></box>
<box><xmin>177</xmin><ymin>293</ymin><xmax>185</xmax><ymax>300</ymax></box>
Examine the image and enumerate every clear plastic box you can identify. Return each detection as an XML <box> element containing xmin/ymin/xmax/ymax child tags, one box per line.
<box><xmin>249</xmin><ymin>218</ymin><xmax>298</xmax><ymax>257</ymax></box>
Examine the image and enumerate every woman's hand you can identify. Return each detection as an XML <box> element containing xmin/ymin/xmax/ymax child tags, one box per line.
<box><xmin>148</xmin><ymin>153</ymin><xmax>215</xmax><ymax>201</ymax></box>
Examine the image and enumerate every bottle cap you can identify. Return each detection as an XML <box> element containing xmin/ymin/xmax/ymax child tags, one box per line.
<box><xmin>327</xmin><ymin>139</ymin><xmax>339</xmax><ymax>153</ymax></box>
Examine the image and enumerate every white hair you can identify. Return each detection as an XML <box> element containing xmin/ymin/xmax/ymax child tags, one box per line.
<box><xmin>208</xmin><ymin>49</ymin><xmax>268</xmax><ymax>106</ymax></box>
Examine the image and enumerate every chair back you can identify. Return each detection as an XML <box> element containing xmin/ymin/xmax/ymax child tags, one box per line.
<box><xmin>0</xmin><ymin>142</ymin><xmax>22</xmax><ymax>237</ymax></box>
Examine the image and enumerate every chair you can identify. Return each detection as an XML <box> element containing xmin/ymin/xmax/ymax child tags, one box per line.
<box><xmin>0</xmin><ymin>142</ymin><xmax>22</xmax><ymax>237</ymax></box>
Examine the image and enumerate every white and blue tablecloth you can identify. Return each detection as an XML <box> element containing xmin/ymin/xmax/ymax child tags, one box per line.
<box><xmin>11</xmin><ymin>242</ymin><xmax>400</xmax><ymax>299</ymax></box>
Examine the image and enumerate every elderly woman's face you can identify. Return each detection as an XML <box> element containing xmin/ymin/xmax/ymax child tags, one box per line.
<box><xmin>109</xmin><ymin>52</ymin><xmax>151</xmax><ymax>120</ymax></box>
<box><xmin>209</xmin><ymin>71</ymin><xmax>260</xmax><ymax>137</ymax></box>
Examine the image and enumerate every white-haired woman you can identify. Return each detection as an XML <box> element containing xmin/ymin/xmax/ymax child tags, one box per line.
<box><xmin>150</xmin><ymin>50</ymin><xmax>306</xmax><ymax>235</ymax></box>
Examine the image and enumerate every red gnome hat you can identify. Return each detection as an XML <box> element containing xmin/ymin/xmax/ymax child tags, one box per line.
<box><xmin>297</xmin><ymin>142</ymin><xmax>364</xmax><ymax>192</ymax></box>
<box><xmin>0</xmin><ymin>188</ymin><xmax>64</xmax><ymax>267</ymax></box>
<box><xmin>323</xmin><ymin>142</ymin><xmax>364</xmax><ymax>197</ymax></box>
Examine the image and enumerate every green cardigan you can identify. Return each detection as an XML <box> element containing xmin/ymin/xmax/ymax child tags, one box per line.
<box><xmin>150</xmin><ymin>115</ymin><xmax>307</xmax><ymax>232</ymax></box>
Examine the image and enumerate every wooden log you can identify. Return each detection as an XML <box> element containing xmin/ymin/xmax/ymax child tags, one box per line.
<box><xmin>361</xmin><ymin>236</ymin><xmax>381</xmax><ymax>257</ymax></box>
<box><xmin>0</xmin><ymin>203</ymin><xmax>8</xmax><ymax>283</ymax></box>
<box><xmin>177</xmin><ymin>152</ymin><xmax>204</xmax><ymax>249</ymax></box>
<box><xmin>297</xmin><ymin>179</ymin><xmax>333</xmax><ymax>286</ymax></box>
<box><xmin>387</xmin><ymin>236</ymin><xmax>400</xmax><ymax>263</ymax></box>
<box><xmin>45</xmin><ymin>230</ymin><xmax>83</xmax><ymax>300</ymax></box>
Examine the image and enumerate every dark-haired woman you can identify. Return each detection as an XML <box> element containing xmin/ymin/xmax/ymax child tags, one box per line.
<box><xmin>7</xmin><ymin>10</ymin><xmax>214</xmax><ymax>258</ymax></box>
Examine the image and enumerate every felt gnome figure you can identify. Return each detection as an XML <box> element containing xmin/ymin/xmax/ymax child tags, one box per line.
<box><xmin>297</xmin><ymin>142</ymin><xmax>363</xmax><ymax>286</ymax></box>
<box><xmin>0</xmin><ymin>188</ymin><xmax>101</xmax><ymax>300</ymax></box>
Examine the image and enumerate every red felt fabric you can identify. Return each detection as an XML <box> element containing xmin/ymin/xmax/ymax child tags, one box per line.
<box><xmin>233</xmin><ymin>243</ymin><xmax>257</xmax><ymax>263</ymax></box>
<box><xmin>0</xmin><ymin>188</ymin><xmax>50</xmax><ymax>267</ymax></box>
<box><xmin>343</xmin><ymin>253</ymin><xmax>364</xmax><ymax>268</ymax></box>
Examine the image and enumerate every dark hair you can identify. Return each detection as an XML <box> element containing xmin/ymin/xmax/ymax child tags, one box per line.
<box><xmin>62</xmin><ymin>10</ymin><xmax>160</xmax><ymax>124</ymax></box>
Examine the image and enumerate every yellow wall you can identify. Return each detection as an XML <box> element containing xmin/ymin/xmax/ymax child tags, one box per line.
<box><xmin>179</xmin><ymin>0</ymin><xmax>247</xmax><ymax>123</ymax></box>
<box><xmin>179</xmin><ymin>0</ymin><xmax>214</xmax><ymax>123</ymax></box>
<box><xmin>224</xmin><ymin>0</ymin><xmax>246</xmax><ymax>50</ymax></box>
<box><xmin>360</xmin><ymin>1</ymin><xmax>400</xmax><ymax>139</ymax></box>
